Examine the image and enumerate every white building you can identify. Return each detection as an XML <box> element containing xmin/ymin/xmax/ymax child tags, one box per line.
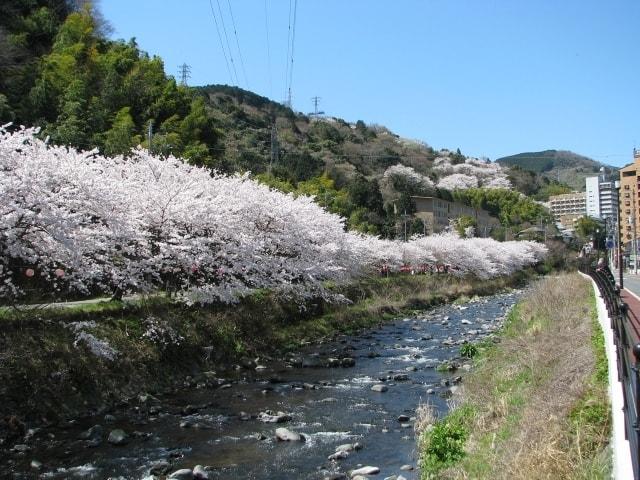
<box><xmin>585</xmin><ymin>170</ymin><xmax>619</xmax><ymax>222</ymax></box>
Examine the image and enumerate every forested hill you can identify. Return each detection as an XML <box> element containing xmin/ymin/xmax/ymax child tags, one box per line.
<box><xmin>496</xmin><ymin>150</ymin><xmax>616</xmax><ymax>191</ymax></box>
<box><xmin>0</xmin><ymin>1</ymin><xmax>555</xmax><ymax>237</ymax></box>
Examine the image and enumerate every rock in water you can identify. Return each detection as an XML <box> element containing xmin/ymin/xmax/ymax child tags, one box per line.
<box><xmin>193</xmin><ymin>465</ymin><xmax>209</xmax><ymax>479</ymax></box>
<box><xmin>107</xmin><ymin>429</ymin><xmax>128</xmax><ymax>446</ymax></box>
<box><xmin>371</xmin><ymin>384</ymin><xmax>388</xmax><ymax>392</ymax></box>
<box><xmin>351</xmin><ymin>466</ymin><xmax>380</xmax><ymax>475</ymax></box>
<box><xmin>168</xmin><ymin>469</ymin><xmax>194</xmax><ymax>480</ymax></box>
<box><xmin>275</xmin><ymin>427</ymin><xmax>305</xmax><ymax>442</ymax></box>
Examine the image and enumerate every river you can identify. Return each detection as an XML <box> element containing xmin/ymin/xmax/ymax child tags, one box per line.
<box><xmin>4</xmin><ymin>290</ymin><xmax>522</xmax><ymax>480</ymax></box>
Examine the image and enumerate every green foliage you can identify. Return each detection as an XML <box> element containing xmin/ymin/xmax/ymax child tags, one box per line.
<box><xmin>460</xmin><ymin>342</ymin><xmax>478</xmax><ymax>358</ymax></box>
<box><xmin>453</xmin><ymin>188</ymin><xmax>551</xmax><ymax>228</ymax></box>
<box><xmin>574</xmin><ymin>216</ymin><xmax>604</xmax><ymax>244</ymax></box>
<box><xmin>103</xmin><ymin>107</ymin><xmax>139</xmax><ymax>156</ymax></box>
<box><xmin>455</xmin><ymin>214</ymin><xmax>477</xmax><ymax>238</ymax></box>
<box><xmin>420</xmin><ymin>405</ymin><xmax>473</xmax><ymax>476</ymax></box>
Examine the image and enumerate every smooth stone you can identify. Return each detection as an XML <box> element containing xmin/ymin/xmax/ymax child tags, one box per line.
<box><xmin>397</xmin><ymin>415</ymin><xmax>410</xmax><ymax>422</ymax></box>
<box><xmin>275</xmin><ymin>427</ymin><xmax>305</xmax><ymax>442</ymax></box>
<box><xmin>392</xmin><ymin>374</ymin><xmax>409</xmax><ymax>381</ymax></box>
<box><xmin>13</xmin><ymin>444</ymin><xmax>30</xmax><ymax>452</ymax></box>
<box><xmin>461</xmin><ymin>319</ymin><xmax>472</xmax><ymax>325</ymax></box>
<box><xmin>371</xmin><ymin>384</ymin><xmax>388</xmax><ymax>393</ymax></box>
<box><xmin>328</xmin><ymin>450</ymin><xmax>349</xmax><ymax>461</ymax></box>
<box><xmin>336</xmin><ymin>442</ymin><xmax>362</xmax><ymax>452</ymax></box>
<box><xmin>168</xmin><ymin>469</ymin><xmax>194</xmax><ymax>480</ymax></box>
<box><xmin>193</xmin><ymin>465</ymin><xmax>209</xmax><ymax>479</ymax></box>
<box><xmin>30</xmin><ymin>460</ymin><xmax>42</xmax><ymax>470</ymax></box>
<box><xmin>107</xmin><ymin>429</ymin><xmax>128</xmax><ymax>446</ymax></box>
<box><xmin>400</xmin><ymin>464</ymin><xmax>413</xmax><ymax>470</ymax></box>
<box><xmin>78</xmin><ymin>424</ymin><xmax>103</xmax><ymax>440</ymax></box>
<box><xmin>352</xmin><ymin>466</ymin><xmax>380</xmax><ymax>475</ymax></box>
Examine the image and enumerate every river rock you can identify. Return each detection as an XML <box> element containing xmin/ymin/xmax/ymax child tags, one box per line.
<box><xmin>461</xmin><ymin>319</ymin><xmax>472</xmax><ymax>325</ymax></box>
<box><xmin>107</xmin><ymin>429</ymin><xmax>128</xmax><ymax>445</ymax></box>
<box><xmin>400</xmin><ymin>464</ymin><xmax>413</xmax><ymax>470</ymax></box>
<box><xmin>149</xmin><ymin>461</ymin><xmax>171</xmax><ymax>475</ymax></box>
<box><xmin>336</xmin><ymin>442</ymin><xmax>362</xmax><ymax>453</ymax></box>
<box><xmin>351</xmin><ymin>466</ymin><xmax>380</xmax><ymax>475</ymax></box>
<box><xmin>341</xmin><ymin>357</ymin><xmax>356</xmax><ymax>367</ymax></box>
<box><xmin>371</xmin><ymin>384</ymin><xmax>388</xmax><ymax>393</ymax></box>
<box><xmin>397</xmin><ymin>415</ymin><xmax>410</xmax><ymax>422</ymax></box>
<box><xmin>193</xmin><ymin>465</ymin><xmax>209</xmax><ymax>479</ymax></box>
<box><xmin>275</xmin><ymin>427</ymin><xmax>305</xmax><ymax>442</ymax></box>
<box><xmin>30</xmin><ymin>460</ymin><xmax>42</xmax><ymax>470</ymax></box>
<box><xmin>78</xmin><ymin>424</ymin><xmax>103</xmax><ymax>441</ymax></box>
<box><xmin>168</xmin><ymin>469</ymin><xmax>194</xmax><ymax>480</ymax></box>
<box><xmin>328</xmin><ymin>450</ymin><xmax>349</xmax><ymax>460</ymax></box>
<box><xmin>392</xmin><ymin>373</ymin><xmax>409</xmax><ymax>381</ymax></box>
<box><xmin>259</xmin><ymin>411</ymin><xmax>291</xmax><ymax>423</ymax></box>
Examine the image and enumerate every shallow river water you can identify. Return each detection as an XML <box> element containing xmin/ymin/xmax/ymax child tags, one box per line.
<box><xmin>4</xmin><ymin>290</ymin><xmax>522</xmax><ymax>480</ymax></box>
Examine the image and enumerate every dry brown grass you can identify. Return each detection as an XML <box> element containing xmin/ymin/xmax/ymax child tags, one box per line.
<box><xmin>436</xmin><ymin>273</ymin><xmax>610</xmax><ymax>480</ymax></box>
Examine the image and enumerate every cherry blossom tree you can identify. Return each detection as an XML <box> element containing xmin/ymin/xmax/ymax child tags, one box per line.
<box><xmin>0</xmin><ymin>127</ymin><xmax>545</xmax><ymax>305</ymax></box>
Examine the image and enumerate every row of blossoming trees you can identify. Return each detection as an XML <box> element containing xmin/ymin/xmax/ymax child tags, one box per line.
<box><xmin>0</xmin><ymin>128</ymin><xmax>547</xmax><ymax>305</ymax></box>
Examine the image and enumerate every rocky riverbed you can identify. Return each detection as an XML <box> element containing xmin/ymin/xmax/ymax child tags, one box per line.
<box><xmin>1</xmin><ymin>290</ymin><xmax>522</xmax><ymax>480</ymax></box>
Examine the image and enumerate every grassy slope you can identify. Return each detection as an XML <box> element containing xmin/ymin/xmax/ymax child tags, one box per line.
<box><xmin>418</xmin><ymin>273</ymin><xmax>611</xmax><ymax>479</ymax></box>
<box><xmin>0</xmin><ymin>272</ymin><xmax>529</xmax><ymax>424</ymax></box>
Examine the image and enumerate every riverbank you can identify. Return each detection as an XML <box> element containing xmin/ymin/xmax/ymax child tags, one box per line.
<box><xmin>417</xmin><ymin>273</ymin><xmax>610</xmax><ymax>479</ymax></box>
<box><xmin>0</xmin><ymin>271</ymin><xmax>531</xmax><ymax>433</ymax></box>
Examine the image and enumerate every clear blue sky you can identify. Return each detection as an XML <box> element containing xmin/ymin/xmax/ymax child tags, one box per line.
<box><xmin>100</xmin><ymin>0</ymin><xmax>640</xmax><ymax>166</ymax></box>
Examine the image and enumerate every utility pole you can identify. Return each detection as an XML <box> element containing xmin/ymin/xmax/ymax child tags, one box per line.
<box><xmin>147</xmin><ymin>121</ymin><xmax>153</xmax><ymax>153</ymax></box>
<box><xmin>616</xmin><ymin>180</ymin><xmax>623</xmax><ymax>288</ymax></box>
<box><xmin>178</xmin><ymin>63</ymin><xmax>191</xmax><ymax>86</ymax></box>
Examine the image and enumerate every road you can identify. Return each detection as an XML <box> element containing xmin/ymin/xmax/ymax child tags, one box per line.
<box><xmin>612</xmin><ymin>268</ymin><xmax>640</xmax><ymax>298</ymax></box>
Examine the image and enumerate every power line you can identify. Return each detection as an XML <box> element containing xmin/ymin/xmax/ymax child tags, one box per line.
<box><xmin>263</xmin><ymin>0</ymin><xmax>273</xmax><ymax>98</ymax></box>
<box><xmin>207</xmin><ymin>0</ymin><xmax>234</xmax><ymax>85</ymax></box>
<box><xmin>226</xmin><ymin>0</ymin><xmax>250</xmax><ymax>89</ymax></box>
<box><xmin>215</xmin><ymin>0</ymin><xmax>240</xmax><ymax>86</ymax></box>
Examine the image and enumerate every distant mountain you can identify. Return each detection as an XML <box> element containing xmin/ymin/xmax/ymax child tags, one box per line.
<box><xmin>496</xmin><ymin>150</ymin><xmax>616</xmax><ymax>191</ymax></box>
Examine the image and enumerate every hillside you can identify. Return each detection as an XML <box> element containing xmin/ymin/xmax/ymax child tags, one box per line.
<box><xmin>0</xmin><ymin>3</ymin><xmax>551</xmax><ymax>238</ymax></box>
<box><xmin>496</xmin><ymin>150</ymin><xmax>616</xmax><ymax>191</ymax></box>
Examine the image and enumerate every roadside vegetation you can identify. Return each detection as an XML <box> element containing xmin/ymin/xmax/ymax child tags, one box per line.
<box><xmin>417</xmin><ymin>274</ymin><xmax>611</xmax><ymax>479</ymax></box>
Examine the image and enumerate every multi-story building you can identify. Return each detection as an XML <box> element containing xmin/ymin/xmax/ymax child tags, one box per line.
<box><xmin>619</xmin><ymin>150</ymin><xmax>640</xmax><ymax>247</ymax></box>
<box><xmin>585</xmin><ymin>170</ymin><xmax>619</xmax><ymax>221</ymax></box>
<box><xmin>549</xmin><ymin>192</ymin><xmax>586</xmax><ymax>221</ymax></box>
<box><xmin>412</xmin><ymin>196</ymin><xmax>500</xmax><ymax>237</ymax></box>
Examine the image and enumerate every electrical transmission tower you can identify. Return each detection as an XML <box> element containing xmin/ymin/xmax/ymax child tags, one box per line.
<box><xmin>178</xmin><ymin>63</ymin><xmax>192</xmax><ymax>86</ymax></box>
<box><xmin>309</xmin><ymin>96</ymin><xmax>325</xmax><ymax>118</ymax></box>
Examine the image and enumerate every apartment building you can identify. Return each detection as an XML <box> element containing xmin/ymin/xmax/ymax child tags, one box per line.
<box><xmin>585</xmin><ymin>170</ymin><xmax>619</xmax><ymax>222</ymax></box>
<box><xmin>412</xmin><ymin>196</ymin><xmax>500</xmax><ymax>236</ymax></box>
<box><xmin>549</xmin><ymin>192</ymin><xmax>586</xmax><ymax>221</ymax></box>
<box><xmin>619</xmin><ymin>150</ymin><xmax>640</xmax><ymax>247</ymax></box>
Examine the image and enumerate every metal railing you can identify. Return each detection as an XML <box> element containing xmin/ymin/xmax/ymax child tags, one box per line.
<box><xmin>580</xmin><ymin>262</ymin><xmax>640</xmax><ymax>479</ymax></box>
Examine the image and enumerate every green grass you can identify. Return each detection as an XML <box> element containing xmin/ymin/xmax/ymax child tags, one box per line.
<box><xmin>417</xmin><ymin>274</ymin><xmax>612</xmax><ymax>479</ymax></box>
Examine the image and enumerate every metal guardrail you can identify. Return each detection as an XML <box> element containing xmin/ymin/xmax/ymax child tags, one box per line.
<box><xmin>580</xmin><ymin>262</ymin><xmax>640</xmax><ymax>479</ymax></box>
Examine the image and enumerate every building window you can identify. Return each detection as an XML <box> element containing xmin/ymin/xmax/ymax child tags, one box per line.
<box><xmin>625</xmin><ymin>185</ymin><xmax>631</xmax><ymax>190</ymax></box>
